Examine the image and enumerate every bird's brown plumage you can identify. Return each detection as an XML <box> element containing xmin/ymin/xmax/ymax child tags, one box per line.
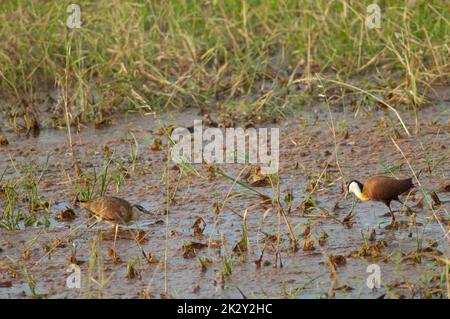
<box><xmin>78</xmin><ymin>196</ymin><xmax>133</xmax><ymax>225</ymax></box>
<box><xmin>362</xmin><ymin>176</ymin><xmax>414</xmax><ymax>204</ymax></box>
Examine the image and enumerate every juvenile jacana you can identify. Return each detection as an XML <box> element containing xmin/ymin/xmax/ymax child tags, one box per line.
<box><xmin>347</xmin><ymin>176</ymin><xmax>415</xmax><ymax>222</ymax></box>
<box><xmin>76</xmin><ymin>196</ymin><xmax>149</xmax><ymax>248</ymax></box>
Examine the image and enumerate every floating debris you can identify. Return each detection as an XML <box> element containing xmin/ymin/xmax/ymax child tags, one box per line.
<box><xmin>217</xmin><ymin>112</ymin><xmax>235</xmax><ymax>128</ymax></box>
<box><xmin>126</xmin><ymin>261</ymin><xmax>138</xmax><ymax>279</ymax></box>
<box><xmin>108</xmin><ymin>248</ymin><xmax>122</xmax><ymax>264</ymax></box>
<box><xmin>182</xmin><ymin>241</ymin><xmax>207</xmax><ymax>259</ymax></box>
<box><xmin>328</xmin><ymin>254</ymin><xmax>347</xmax><ymax>267</ymax></box>
<box><xmin>193</xmin><ymin>284</ymin><xmax>201</xmax><ymax>294</ymax></box>
<box><xmin>192</xmin><ymin>217</ymin><xmax>206</xmax><ymax>238</ymax></box>
<box><xmin>136</xmin><ymin>230</ymin><xmax>147</xmax><ymax>244</ymax></box>
<box><xmin>300</xmin><ymin>196</ymin><xmax>317</xmax><ymax>211</ymax></box>
<box><xmin>349</xmin><ymin>240</ymin><xmax>388</xmax><ymax>259</ymax></box>
<box><xmin>284</xmin><ymin>190</ymin><xmax>293</xmax><ymax>203</ymax></box>
<box><xmin>250</xmin><ymin>175</ymin><xmax>271</xmax><ymax>187</ymax></box>
<box><xmin>342</xmin><ymin>211</ymin><xmax>354</xmax><ymax>228</ymax></box>
<box><xmin>145</xmin><ymin>252</ymin><xmax>159</xmax><ymax>264</ymax></box>
<box><xmin>233</xmin><ymin>239</ymin><xmax>248</xmax><ymax>254</ymax></box>
<box><xmin>429</xmin><ymin>192</ymin><xmax>441</xmax><ymax>207</ymax></box>
<box><xmin>0</xmin><ymin>135</ymin><xmax>9</xmax><ymax>146</ymax></box>
<box><xmin>197</xmin><ymin>256</ymin><xmax>212</xmax><ymax>272</ymax></box>
<box><xmin>392</xmin><ymin>128</ymin><xmax>403</xmax><ymax>140</ymax></box>
<box><xmin>334</xmin><ymin>284</ymin><xmax>353</xmax><ymax>292</ymax></box>
<box><xmin>55</xmin><ymin>207</ymin><xmax>76</xmax><ymax>222</ymax></box>
<box><xmin>22</xmin><ymin>250</ymin><xmax>31</xmax><ymax>260</ymax></box>
<box><xmin>318</xmin><ymin>230</ymin><xmax>329</xmax><ymax>246</ymax></box>
<box><xmin>94</xmin><ymin>117</ymin><xmax>112</xmax><ymax>129</ymax></box>
<box><xmin>438</xmin><ymin>183</ymin><xmax>450</xmax><ymax>192</ymax></box>
<box><xmin>150</xmin><ymin>138</ymin><xmax>163</xmax><ymax>151</ymax></box>
<box><xmin>153</xmin><ymin>124</ymin><xmax>175</xmax><ymax>136</ymax></box>
<box><xmin>301</xmin><ymin>224</ymin><xmax>311</xmax><ymax>238</ymax></box>
<box><xmin>254</xmin><ymin>245</ymin><xmax>266</xmax><ymax>269</ymax></box>
<box><xmin>242</xmin><ymin>165</ymin><xmax>271</xmax><ymax>187</ymax></box>
<box><xmin>302</xmin><ymin>238</ymin><xmax>315</xmax><ymax>251</ymax></box>
<box><xmin>52</xmin><ymin>238</ymin><xmax>65</xmax><ymax>249</ymax></box>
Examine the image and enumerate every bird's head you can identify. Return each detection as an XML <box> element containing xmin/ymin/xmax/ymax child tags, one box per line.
<box><xmin>347</xmin><ymin>180</ymin><xmax>366</xmax><ymax>200</ymax></box>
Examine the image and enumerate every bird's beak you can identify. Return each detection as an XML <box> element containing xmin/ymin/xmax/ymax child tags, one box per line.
<box><xmin>133</xmin><ymin>204</ymin><xmax>151</xmax><ymax>215</ymax></box>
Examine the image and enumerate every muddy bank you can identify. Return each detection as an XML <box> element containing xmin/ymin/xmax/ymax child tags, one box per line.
<box><xmin>0</xmin><ymin>100</ymin><xmax>449</xmax><ymax>298</ymax></box>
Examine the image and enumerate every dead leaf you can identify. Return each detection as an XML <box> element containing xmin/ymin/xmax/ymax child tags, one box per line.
<box><xmin>192</xmin><ymin>217</ymin><xmax>206</xmax><ymax>238</ymax></box>
<box><xmin>342</xmin><ymin>211</ymin><xmax>354</xmax><ymax>228</ymax></box>
<box><xmin>55</xmin><ymin>207</ymin><xmax>76</xmax><ymax>221</ymax></box>
<box><xmin>393</xmin><ymin>128</ymin><xmax>402</xmax><ymax>140</ymax></box>
<box><xmin>250</xmin><ymin>175</ymin><xmax>271</xmax><ymax>187</ymax></box>
<box><xmin>145</xmin><ymin>252</ymin><xmax>159</xmax><ymax>264</ymax></box>
<box><xmin>52</xmin><ymin>238</ymin><xmax>65</xmax><ymax>248</ymax></box>
<box><xmin>0</xmin><ymin>281</ymin><xmax>12</xmax><ymax>288</ymax></box>
<box><xmin>284</xmin><ymin>190</ymin><xmax>293</xmax><ymax>203</ymax></box>
<box><xmin>108</xmin><ymin>248</ymin><xmax>122</xmax><ymax>264</ymax></box>
<box><xmin>193</xmin><ymin>284</ymin><xmax>201</xmax><ymax>294</ymax></box>
<box><xmin>153</xmin><ymin>125</ymin><xmax>175</xmax><ymax>136</ymax></box>
<box><xmin>303</xmin><ymin>238</ymin><xmax>315</xmax><ymax>251</ymax></box>
<box><xmin>318</xmin><ymin>231</ymin><xmax>329</xmax><ymax>246</ymax></box>
<box><xmin>0</xmin><ymin>135</ymin><xmax>9</xmax><ymax>146</ymax></box>
<box><xmin>430</xmin><ymin>192</ymin><xmax>441</xmax><ymax>207</ymax></box>
<box><xmin>198</xmin><ymin>257</ymin><xmax>212</xmax><ymax>272</ymax></box>
<box><xmin>151</xmin><ymin>139</ymin><xmax>163</xmax><ymax>151</ymax></box>
<box><xmin>22</xmin><ymin>250</ymin><xmax>30</xmax><ymax>260</ymax></box>
<box><xmin>329</xmin><ymin>255</ymin><xmax>347</xmax><ymax>267</ymax></box>
<box><xmin>182</xmin><ymin>241</ymin><xmax>208</xmax><ymax>259</ymax></box>
<box><xmin>233</xmin><ymin>239</ymin><xmax>248</xmax><ymax>254</ymax></box>
<box><xmin>94</xmin><ymin>117</ymin><xmax>112</xmax><ymax>129</ymax></box>
<box><xmin>439</xmin><ymin>183</ymin><xmax>450</xmax><ymax>192</ymax></box>
<box><xmin>301</xmin><ymin>225</ymin><xmax>311</xmax><ymax>238</ymax></box>
<box><xmin>334</xmin><ymin>285</ymin><xmax>353</xmax><ymax>292</ymax></box>
<box><xmin>136</xmin><ymin>230</ymin><xmax>147</xmax><ymax>244</ymax></box>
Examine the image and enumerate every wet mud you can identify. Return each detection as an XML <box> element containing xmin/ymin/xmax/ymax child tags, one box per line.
<box><xmin>0</xmin><ymin>96</ymin><xmax>449</xmax><ymax>298</ymax></box>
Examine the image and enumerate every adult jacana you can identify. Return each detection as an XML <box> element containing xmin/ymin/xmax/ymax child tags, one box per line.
<box><xmin>347</xmin><ymin>176</ymin><xmax>415</xmax><ymax>222</ymax></box>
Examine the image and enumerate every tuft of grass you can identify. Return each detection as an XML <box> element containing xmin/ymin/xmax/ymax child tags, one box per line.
<box><xmin>0</xmin><ymin>158</ymin><xmax>51</xmax><ymax>230</ymax></box>
<box><xmin>76</xmin><ymin>154</ymin><xmax>127</xmax><ymax>200</ymax></box>
<box><xmin>380</xmin><ymin>162</ymin><xmax>402</xmax><ymax>175</ymax></box>
<box><xmin>0</xmin><ymin>179</ymin><xmax>22</xmax><ymax>230</ymax></box>
<box><xmin>0</xmin><ymin>1</ymin><xmax>448</xmax><ymax>128</ymax></box>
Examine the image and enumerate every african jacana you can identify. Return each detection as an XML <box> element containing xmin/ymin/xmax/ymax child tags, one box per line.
<box><xmin>347</xmin><ymin>176</ymin><xmax>415</xmax><ymax>222</ymax></box>
<box><xmin>76</xmin><ymin>196</ymin><xmax>149</xmax><ymax>248</ymax></box>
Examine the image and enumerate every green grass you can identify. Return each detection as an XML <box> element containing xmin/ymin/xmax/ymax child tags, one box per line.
<box><xmin>0</xmin><ymin>0</ymin><xmax>448</xmax><ymax>130</ymax></box>
<box><xmin>0</xmin><ymin>159</ymin><xmax>51</xmax><ymax>230</ymax></box>
<box><xmin>0</xmin><ymin>179</ymin><xmax>22</xmax><ymax>230</ymax></box>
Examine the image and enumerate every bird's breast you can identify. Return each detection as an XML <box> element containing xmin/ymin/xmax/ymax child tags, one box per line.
<box><xmin>358</xmin><ymin>193</ymin><xmax>371</xmax><ymax>201</ymax></box>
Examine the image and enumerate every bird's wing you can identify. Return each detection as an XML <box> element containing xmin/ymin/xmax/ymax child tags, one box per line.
<box><xmin>365</xmin><ymin>176</ymin><xmax>413</xmax><ymax>200</ymax></box>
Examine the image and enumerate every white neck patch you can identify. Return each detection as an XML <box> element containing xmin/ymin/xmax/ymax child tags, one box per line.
<box><xmin>349</xmin><ymin>181</ymin><xmax>365</xmax><ymax>201</ymax></box>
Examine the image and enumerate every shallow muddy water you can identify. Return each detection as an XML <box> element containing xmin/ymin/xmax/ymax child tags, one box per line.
<box><xmin>0</xmin><ymin>96</ymin><xmax>449</xmax><ymax>298</ymax></box>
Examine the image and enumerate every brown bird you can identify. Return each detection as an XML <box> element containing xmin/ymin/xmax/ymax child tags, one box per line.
<box><xmin>76</xmin><ymin>196</ymin><xmax>149</xmax><ymax>247</ymax></box>
<box><xmin>347</xmin><ymin>176</ymin><xmax>415</xmax><ymax>222</ymax></box>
